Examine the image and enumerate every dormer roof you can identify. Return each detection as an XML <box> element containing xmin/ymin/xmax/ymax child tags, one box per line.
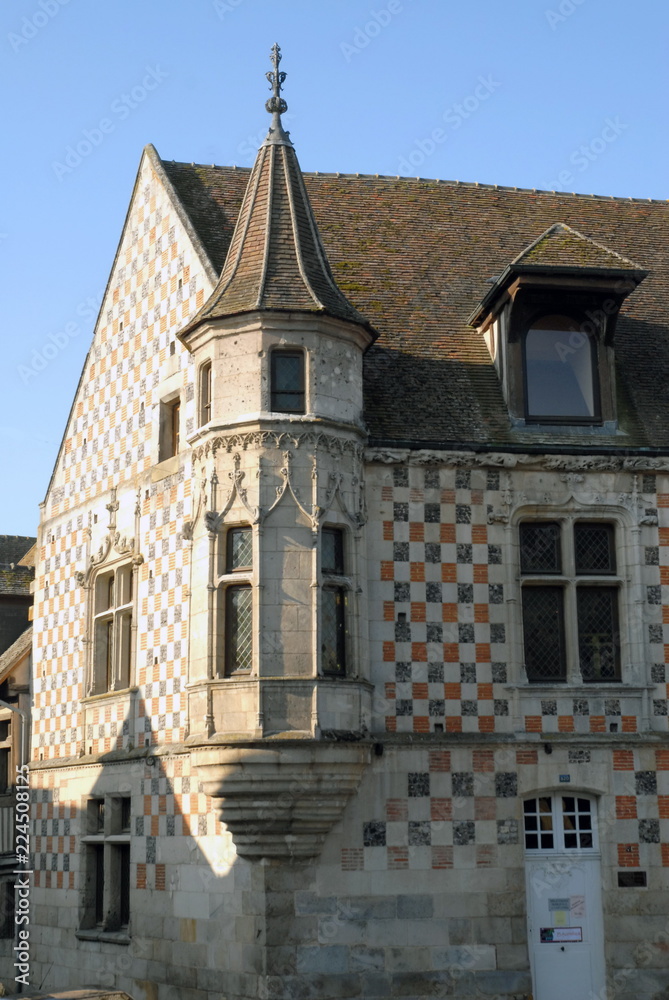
<box><xmin>469</xmin><ymin>222</ymin><xmax>647</xmax><ymax>328</ymax></box>
<box><xmin>511</xmin><ymin>222</ymin><xmax>643</xmax><ymax>270</ymax></box>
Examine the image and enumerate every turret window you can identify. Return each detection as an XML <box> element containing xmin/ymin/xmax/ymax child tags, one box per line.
<box><xmin>271</xmin><ymin>350</ymin><xmax>305</xmax><ymax>413</ymax></box>
<box><xmin>321</xmin><ymin>527</ymin><xmax>347</xmax><ymax>677</ymax></box>
<box><xmin>199</xmin><ymin>361</ymin><xmax>212</xmax><ymax>426</ymax></box>
<box><xmin>218</xmin><ymin>526</ymin><xmax>254</xmax><ymax>676</ymax></box>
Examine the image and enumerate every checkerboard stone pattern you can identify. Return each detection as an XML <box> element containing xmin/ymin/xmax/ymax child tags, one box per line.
<box><xmin>369</xmin><ymin>464</ymin><xmax>509</xmax><ymax>735</ymax></box>
<box><xmin>31</xmin><ymin>754</ymin><xmax>227</xmax><ymax>890</ymax></box>
<box><xmin>369</xmin><ymin>465</ymin><xmax>669</xmax><ymax>735</ymax></box>
<box><xmin>32</xmin><ymin>153</ymin><xmax>213</xmax><ymax>761</ymax></box>
<box><xmin>340</xmin><ymin>745</ymin><xmax>669</xmax><ymax>873</ymax></box>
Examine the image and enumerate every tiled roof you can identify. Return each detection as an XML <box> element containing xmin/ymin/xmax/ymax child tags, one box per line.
<box><xmin>0</xmin><ymin>536</ymin><xmax>35</xmax><ymax>566</ymax></box>
<box><xmin>512</xmin><ymin>222</ymin><xmax>643</xmax><ymax>270</ymax></box>
<box><xmin>0</xmin><ymin>625</ymin><xmax>32</xmax><ymax>680</ymax></box>
<box><xmin>179</xmin><ymin>137</ymin><xmax>371</xmax><ymax>338</ymax></box>
<box><xmin>162</xmin><ymin>160</ymin><xmax>669</xmax><ymax>450</ymax></box>
<box><xmin>0</xmin><ymin>537</ymin><xmax>35</xmax><ymax>596</ymax></box>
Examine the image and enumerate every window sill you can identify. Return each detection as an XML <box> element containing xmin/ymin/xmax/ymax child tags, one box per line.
<box><xmin>505</xmin><ymin>683</ymin><xmax>652</xmax><ymax>694</ymax></box>
<box><xmin>76</xmin><ymin>928</ymin><xmax>130</xmax><ymax>945</ymax></box>
<box><xmin>510</xmin><ymin>417</ymin><xmax>620</xmax><ymax>436</ymax></box>
<box><xmin>151</xmin><ymin>454</ymin><xmax>180</xmax><ymax>481</ymax></box>
<box><xmin>80</xmin><ymin>687</ymin><xmax>138</xmax><ymax>706</ymax></box>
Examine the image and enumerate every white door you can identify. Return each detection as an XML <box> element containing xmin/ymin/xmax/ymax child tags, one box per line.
<box><xmin>524</xmin><ymin>795</ymin><xmax>606</xmax><ymax>1000</ymax></box>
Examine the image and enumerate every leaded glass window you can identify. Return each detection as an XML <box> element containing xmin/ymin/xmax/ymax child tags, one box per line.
<box><xmin>225</xmin><ymin>586</ymin><xmax>253</xmax><ymax>674</ymax></box>
<box><xmin>520</xmin><ymin>520</ymin><xmax>620</xmax><ymax>683</ymax></box>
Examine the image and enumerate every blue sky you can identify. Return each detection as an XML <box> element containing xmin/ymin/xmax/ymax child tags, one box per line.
<box><xmin>1</xmin><ymin>0</ymin><xmax>667</xmax><ymax>535</ymax></box>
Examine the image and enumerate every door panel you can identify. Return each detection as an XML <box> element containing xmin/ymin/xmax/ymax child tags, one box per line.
<box><xmin>526</xmin><ymin>855</ymin><xmax>606</xmax><ymax>1000</ymax></box>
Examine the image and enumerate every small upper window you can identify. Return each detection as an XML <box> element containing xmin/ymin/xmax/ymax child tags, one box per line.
<box><xmin>159</xmin><ymin>397</ymin><xmax>180</xmax><ymax>461</ymax></box>
<box><xmin>524</xmin><ymin>315</ymin><xmax>599</xmax><ymax>422</ymax></box>
<box><xmin>271</xmin><ymin>350</ymin><xmax>305</xmax><ymax>413</ymax></box>
<box><xmin>199</xmin><ymin>361</ymin><xmax>212</xmax><ymax>427</ymax></box>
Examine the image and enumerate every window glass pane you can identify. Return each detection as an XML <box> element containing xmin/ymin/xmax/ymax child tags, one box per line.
<box><xmin>574</xmin><ymin>523</ymin><xmax>615</xmax><ymax>574</ymax></box>
<box><xmin>271</xmin><ymin>352</ymin><xmax>305</xmax><ymax>413</ymax></box>
<box><xmin>119</xmin><ymin>844</ymin><xmax>130</xmax><ymax>926</ymax></box>
<box><xmin>227</xmin><ymin>527</ymin><xmax>253</xmax><ymax>572</ymax></box>
<box><xmin>525</xmin><ymin>317</ymin><xmax>596</xmax><ymax>419</ymax></box>
<box><xmin>226</xmin><ymin>586</ymin><xmax>253</xmax><ymax>674</ymax></box>
<box><xmin>522</xmin><ymin>587</ymin><xmax>566</xmax><ymax>682</ymax></box>
<box><xmin>200</xmin><ymin>362</ymin><xmax>212</xmax><ymax>426</ymax></box>
<box><xmin>520</xmin><ymin>522</ymin><xmax>562</xmax><ymax>574</ymax></box>
<box><xmin>94</xmin><ymin>846</ymin><xmax>104</xmax><ymax>924</ymax></box>
<box><xmin>577</xmin><ymin>587</ymin><xmax>620</xmax><ymax>681</ymax></box>
<box><xmin>322</xmin><ymin>588</ymin><xmax>346</xmax><ymax>676</ymax></box>
<box><xmin>322</xmin><ymin>528</ymin><xmax>344</xmax><ymax>575</ymax></box>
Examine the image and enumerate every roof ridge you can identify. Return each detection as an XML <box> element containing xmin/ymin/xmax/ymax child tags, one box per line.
<box><xmin>168</xmin><ymin>160</ymin><xmax>668</xmax><ymax>205</ymax></box>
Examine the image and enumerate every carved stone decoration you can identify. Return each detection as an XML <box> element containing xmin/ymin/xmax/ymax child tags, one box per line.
<box><xmin>192</xmin><ymin>742</ymin><xmax>369</xmax><ymax>860</ymax></box>
<box><xmin>75</xmin><ymin>489</ymin><xmax>144</xmax><ymax>588</ymax></box>
<box><xmin>193</xmin><ymin>429</ymin><xmax>364</xmax><ymax>464</ymax></box>
<box><xmin>487</xmin><ymin>474</ymin><xmax>513</xmax><ymax>525</ymax></box>
<box><xmin>366</xmin><ymin>448</ymin><xmax>669</xmax><ymax>475</ymax></box>
<box><xmin>320</xmin><ymin>471</ymin><xmax>367</xmax><ymax>528</ymax></box>
<box><xmin>265</xmin><ymin>450</ymin><xmax>319</xmax><ymax>527</ymax></box>
<box><xmin>205</xmin><ymin>453</ymin><xmax>262</xmax><ymax>534</ymax></box>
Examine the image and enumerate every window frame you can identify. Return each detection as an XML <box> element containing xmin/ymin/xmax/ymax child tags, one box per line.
<box><xmin>523</xmin><ymin>793</ymin><xmax>600</xmax><ymax>854</ymax></box>
<box><xmin>270</xmin><ymin>348</ymin><xmax>306</xmax><ymax>414</ymax></box>
<box><xmin>522</xmin><ymin>313</ymin><xmax>602</xmax><ymax>425</ymax></box>
<box><xmin>159</xmin><ymin>395</ymin><xmax>181</xmax><ymax>461</ymax></box>
<box><xmin>520</xmin><ymin>518</ymin><xmax>622</xmax><ymax>685</ymax></box>
<box><xmin>216</xmin><ymin>525</ymin><xmax>254</xmax><ymax>677</ymax></box>
<box><xmin>199</xmin><ymin>360</ymin><xmax>212</xmax><ymax>427</ymax></box>
<box><xmin>91</xmin><ymin>561</ymin><xmax>134</xmax><ymax>695</ymax></box>
<box><xmin>80</xmin><ymin>794</ymin><xmax>131</xmax><ymax>936</ymax></box>
<box><xmin>321</xmin><ymin>526</ymin><xmax>349</xmax><ymax>677</ymax></box>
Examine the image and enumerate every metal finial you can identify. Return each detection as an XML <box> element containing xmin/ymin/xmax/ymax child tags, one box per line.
<box><xmin>265</xmin><ymin>43</ymin><xmax>287</xmax><ymax>116</ymax></box>
<box><xmin>262</xmin><ymin>43</ymin><xmax>292</xmax><ymax>146</ymax></box>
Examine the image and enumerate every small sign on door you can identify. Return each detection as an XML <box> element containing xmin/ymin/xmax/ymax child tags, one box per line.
<box><xmin>540</xmin><ymin>927</ymin><xmax>583</xmax><ymax>943</ymax></box>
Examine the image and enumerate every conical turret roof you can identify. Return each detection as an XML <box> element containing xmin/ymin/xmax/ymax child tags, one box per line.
<box><xmin>180</xmin><ymin>45</ymin><xmax>372</xmax><ymax>338</ymax></box>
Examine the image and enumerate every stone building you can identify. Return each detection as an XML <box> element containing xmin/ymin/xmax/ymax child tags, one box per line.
<box><xmin>19</xmin><ymin>46</ymin><xmax>669</xmax><ymax>1000</ymax></box>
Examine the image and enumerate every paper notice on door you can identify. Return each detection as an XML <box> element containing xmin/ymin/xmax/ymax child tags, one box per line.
<box><xmin>553</xmin><ymin>910</ymin><xmax>568</xmax><ymax>927</ymax></box>
<box><xmin>540</xmin><ymin>926</ymin><xmax>583</xmax><ymax>943</ymax></box>
<box><xmin>571</xmin><ymin>895</ymin><xmax>586</xmax><ymax>918</ymax></box>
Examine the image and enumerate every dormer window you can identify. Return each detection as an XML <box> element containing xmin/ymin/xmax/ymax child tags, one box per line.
<box><xmin>468</xmin><ymin>223</ymin><xmax>647</xmax><ymax>429</ymax></box>
<box><xmin>524</xmin><ymin>314</ymin><xmax>599</xmax><ymax>422</ymax></box>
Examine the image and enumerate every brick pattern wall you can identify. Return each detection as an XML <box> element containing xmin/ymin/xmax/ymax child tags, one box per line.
<box><xmin>341</xmin><ymin>746</ymin><xmax>669</xmax><ymax>873</ymax></box>
<box><xmin>369</xmin><ymin>464</ymin><xmax>668</xmax><ymax>735</ymax></box>
<box><xmin>33</xmin><ymin>156</ymin><xmax>212</xmax><ymax>760</ymax></box>
<box><xmin>31</xmin><ymin>755</ymin><xmax>224</xmax><ymax>889</ymax></box>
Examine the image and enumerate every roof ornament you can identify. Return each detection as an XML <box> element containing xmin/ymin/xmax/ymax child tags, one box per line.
<box><xmin>263</xmin><ymin>43</ymin><xmax>292</xmax><ymax>146</ymax></box>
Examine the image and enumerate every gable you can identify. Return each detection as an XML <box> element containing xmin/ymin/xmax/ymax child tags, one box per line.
<box><xmin>44</xmin><ymin>147</ymin><xmax>216</xmax><ymax>520</ymax></box>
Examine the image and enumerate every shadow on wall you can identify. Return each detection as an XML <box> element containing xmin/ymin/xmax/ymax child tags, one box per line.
<box><xmin>23</xmin><ymin>700</ymin><xmax>264</xmax><ymax>999</ymax></box>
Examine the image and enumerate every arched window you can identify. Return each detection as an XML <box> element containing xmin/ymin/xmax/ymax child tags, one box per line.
<box><xmin>523</xmin><ymin>315</ymin><xmax>599</xmax><ymax>421</ymax></box>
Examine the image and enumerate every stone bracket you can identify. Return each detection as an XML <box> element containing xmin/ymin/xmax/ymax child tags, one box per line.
<box><xmin>192</xmin><ymin>742</ymin><xmax>369</xmax><ymax>860</ymax></box>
